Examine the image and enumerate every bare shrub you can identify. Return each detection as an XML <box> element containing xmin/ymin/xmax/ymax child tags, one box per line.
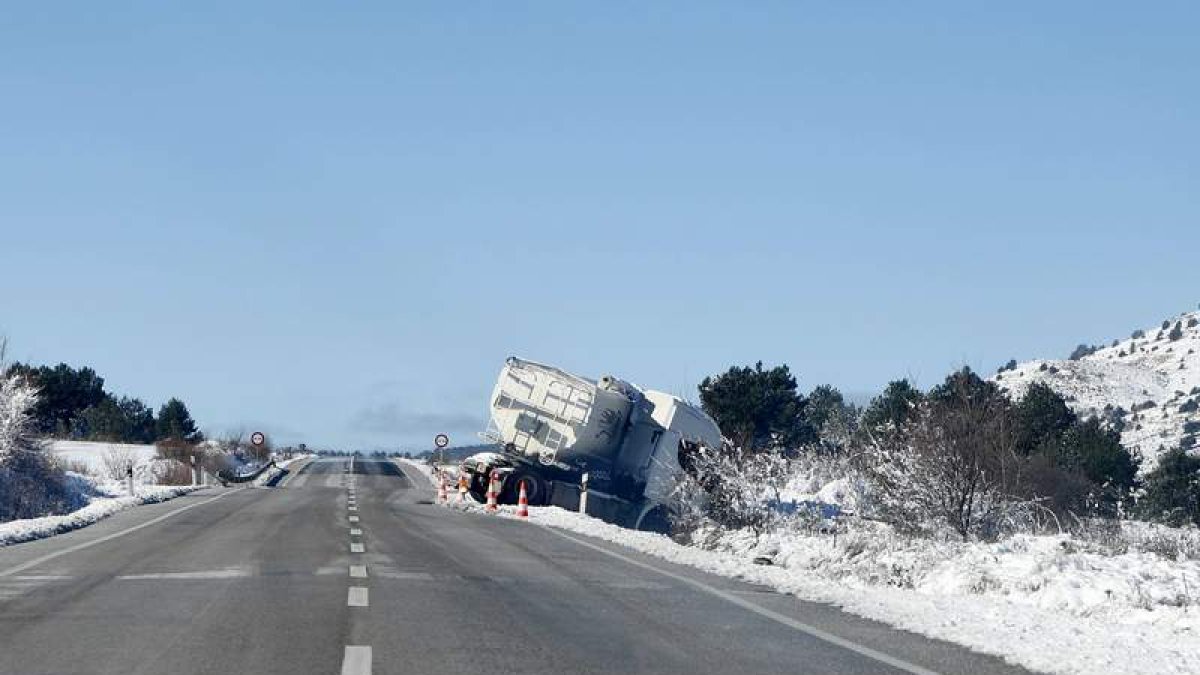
<box><xmin>101</xmin><ymin>446</ymin><xmax>136</xmax><ymax>482</ymax></box>
<box><xmin>155</xmin><ymin>459</ymin><xmax>193</xmax><ymax>486</ymax></box>
<box><xmin>863</xmin><ymin>371</ymin><xmax>1032</xmax><ymax>541</ymax></box>
<box><xmin>61</xmin><ymin>459</ymin><xmax>94</xmax><ymax>476</ymax></box>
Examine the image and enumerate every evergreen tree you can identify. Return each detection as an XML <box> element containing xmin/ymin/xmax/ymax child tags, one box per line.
<box><xmin>1050</xmin><ymin>417</ymin><xmax>1139</xmax><ymax>497</ymax></box>
<box><xmin>118</xmin><ymin>397</ymin><xmax>157</xmax><ymax>443</ymax></box>
<box><xmin>75</xmin><ymin>396</ymin><xmax>157</xmax><ymax>443</ymax></box>
<box><xmin>861</xmin><ymin>379</ymin><xmax>924</xmax><ymax>433</ymax></box>
<box><xmin>3</xmin><ymin>363</ymin><xmax>106</xmax><ymax>435</ymax></box>
<box><xmin>698</xmin><ymin>362</ymin><xmax>814</xmax><ymax>453</ymax></box>
<box><xmin>155</xmin><ymin>398</ymin><xmax>203</xmax><ymax>442</ymax></box>
<box><xmin>805</xmin><ymin>385</ymin><xmax>859</xmax><ymax>453</ymax></box>
<box><xmin>1014</xmin><ymin>382</ymin><xmax>1076</xmax><ymax>456</ymax></box>
<box><xmin>804</xmin><ymin>385</ymin><xmax>846</xmax><ymax>431</ymax></box>
<box><xmin>1138</xmin><ymin>447</ymin><xmax>1200</xmax><ymax>526</ymax></box>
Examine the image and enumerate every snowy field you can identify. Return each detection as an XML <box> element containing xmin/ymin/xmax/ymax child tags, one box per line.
<box><xmin>48</xmin><ymin>440</ymin><xmax>161</xmax><ymax>483</ymax></box>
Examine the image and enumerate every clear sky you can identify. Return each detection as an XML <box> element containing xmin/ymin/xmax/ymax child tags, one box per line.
<box><xmin>2</xmin><ymin>2</ymin><xmax>1197</xmax><ymax>451</ymax></box>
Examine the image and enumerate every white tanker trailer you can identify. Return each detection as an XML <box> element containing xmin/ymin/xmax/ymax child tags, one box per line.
<box><xmin>462</xmin><ymin>357</ymin><xmax>724</xmax><ymax>531</ymax></box>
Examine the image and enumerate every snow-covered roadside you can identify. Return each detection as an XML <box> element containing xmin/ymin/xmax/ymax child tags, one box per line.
<box><xmin>252</xmin><ymin>454</ymin><xmax>315</xmax><ymax>487</ymax></box>
<box><xmin>440</xmin><ymin>499</ymin><xmax>1198</xmax><ymax>675</ymax></box>
<box><xmin>394</xmin><ymin>457</ymin><xmax>440</xmax><ymax>487</ymax></box>
<box><xmin>0</xmin><ymin>483</ymin><xmax>205</xmax><ymax>547</ymax></box>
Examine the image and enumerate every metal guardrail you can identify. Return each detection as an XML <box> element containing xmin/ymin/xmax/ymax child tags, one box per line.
<box><xmin>217</xmin><ymin>460</ymin><xmax>276</xmax><ymax>484</ymax></box>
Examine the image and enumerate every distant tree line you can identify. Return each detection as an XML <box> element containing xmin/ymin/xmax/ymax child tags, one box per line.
<box><xmin>2</xmin><ymin>362</ymin><xmax>203</xmax><ymax>444</ymax></box>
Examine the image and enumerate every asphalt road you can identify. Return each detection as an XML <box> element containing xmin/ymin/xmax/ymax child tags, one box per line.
<box><xmin>0</xmin><ymin>458</ymin><xmax>1033</xmax><ymax>675</ymax></box>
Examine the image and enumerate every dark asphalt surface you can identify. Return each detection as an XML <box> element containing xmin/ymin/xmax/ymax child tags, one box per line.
<box><xmin>0</xmin><ymin>458</ymin><xmax>1034</xmax><ymax>675</ymax></box>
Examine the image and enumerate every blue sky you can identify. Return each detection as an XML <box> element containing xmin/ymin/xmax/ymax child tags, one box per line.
<box><xmin>2</xmin><ymin>2</ymin><xmax>1197</xmax><ymax>450</ymax></box>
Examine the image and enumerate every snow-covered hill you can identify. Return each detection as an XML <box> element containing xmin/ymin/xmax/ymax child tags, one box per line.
<box><xmin>994</xmin><ymin>310</ymin><xmax>1200</xmax><ymax>470</ymax></box>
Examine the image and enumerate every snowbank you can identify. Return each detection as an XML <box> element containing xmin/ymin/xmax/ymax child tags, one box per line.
<box><xmin>0</xmin><ymin>481</ymin><xmax>205</xmax><ymax>547</ymax></box>
<box><xmin>394</xmin><ymin>457</ymin><xmax>440</xmax><ymax>486</ymax></box>
<box><xmin>441</xmin><ymin>499</ymin><xmax>1199</xmax><ymax>675</ymax></box>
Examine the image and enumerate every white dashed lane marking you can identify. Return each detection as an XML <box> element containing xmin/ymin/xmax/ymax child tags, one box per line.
<box><xmin>350</xmin><ymin>565</ymin><xmax>367</xmax><ymax>579</ymax></box>
<box><xmin>350</xmin><ymin>543</ymin><xmax>364</xmax><ymax>554</ymax></box>
<box><xmin>341</xmin><ymin>646</ymin><xmax>371</xmax><ymax>675</ymax></box>
<box><xmin>117</xmin><ymin>569</ymin><xmax>249</xmax><ymax>580</ymax></box>
<box><xmin>349</xmin><ymin>506</ymin><xmax>358</xmax><ymax>512</ymax></box>
<box><xmin>349</xmin><ymin>515</ymin><xmax>359</xmax><ymax>523</ymax></box>
<box><xmin>350</xmin><ymin>528</ymin><xmax>362</xmax><ymax>536</ymax></box>
<box><xmin>347</xmin><ymin>586</ymin><xmax>369</xmax><ymax>607</ymax></box>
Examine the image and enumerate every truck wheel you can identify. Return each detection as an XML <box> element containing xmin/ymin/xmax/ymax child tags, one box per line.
<box><xmin>636</xmin><ymin>506</ymin><xmax>672</xmax><ymax>535</ymax></box>
<box><xmin>502</xmin><ymin>472</ymin><xmax>546</xmax><ymax>506</ymax></box>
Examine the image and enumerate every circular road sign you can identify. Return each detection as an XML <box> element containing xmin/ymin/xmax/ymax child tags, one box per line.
<box><xmin>251</xmin><ymin>431</ymin><xmax>266</xmax><ymax>447</ymax></box>
<box><xmin>434</xmin><ymin>434</ymin><xmax>450</xmax><ymax>449</ymax></box>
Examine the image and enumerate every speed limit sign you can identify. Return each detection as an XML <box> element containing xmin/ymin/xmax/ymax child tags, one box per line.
<box><xmin>251</xmin><ymin>431</ymin><xmax>266</xmax><ymax>447</ymax></box>
<box><xmin>434</xmin><ymin>434</ymin><xmax>449</xmax><ymax>448</ymax></box>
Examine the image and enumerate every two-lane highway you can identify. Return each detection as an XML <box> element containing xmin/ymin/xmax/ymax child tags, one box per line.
<box><xmin>0</xmin><ymin>458</ymin><xmax>1032</xmax><ymax>675</ymax></box>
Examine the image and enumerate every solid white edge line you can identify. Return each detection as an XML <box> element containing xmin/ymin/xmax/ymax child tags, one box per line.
<box><xmin>540</xmin><ymin>526</ymin><xmax>941</xmax><ymax>675</ymax></box>
<box><xmin>341</xmin><ymin>645</ymin><xmax>371</xmax><ymax>675</ymax></box>
<box><xmin>1</xmin><ymin>489</ymin><xmax>242</xmax><ymax>578</ymax></box>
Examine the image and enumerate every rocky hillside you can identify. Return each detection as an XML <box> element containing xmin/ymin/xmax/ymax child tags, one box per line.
<box><xmin>994</xmin><ymin>309</ymin><xmax>1200</xmax><ymax>470</ymax></box>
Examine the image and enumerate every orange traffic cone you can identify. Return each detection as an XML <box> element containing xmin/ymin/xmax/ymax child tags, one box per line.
<box><xmin>485</xmin><ymin>470</ymin><xmax>499</xmax><ymax>513</ymax></box>
<box><xmin>516</xmin><ymin>480</ymin><xmax>529</xmax><ymax>518</ymax></box>
<box><xmin>437</xmin><ymin>471</ymin><xmax>448</xmax><ymax>503</ymax></box>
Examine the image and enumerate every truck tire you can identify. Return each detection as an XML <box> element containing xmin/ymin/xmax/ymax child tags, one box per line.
<box><xmin>501</xmin><ymin>471</ymin><xmax>547</xmax><ymax>506</ymax></box>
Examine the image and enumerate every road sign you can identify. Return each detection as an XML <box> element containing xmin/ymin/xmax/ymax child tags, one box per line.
<box><xmin>251</xmin><ymin>431</ymin><xmax>266</xmax><ymax>446</ymax></box>
<box><xmin>434</xmin><ymin>434</ymin><xmax>450</xmax><ymax>448</ymax></box>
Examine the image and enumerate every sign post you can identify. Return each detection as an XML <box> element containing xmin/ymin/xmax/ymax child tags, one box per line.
<box><xmin>434</xmin><ymin>433</ymin><xmax>450</xmax><ymax>469</ymax></box>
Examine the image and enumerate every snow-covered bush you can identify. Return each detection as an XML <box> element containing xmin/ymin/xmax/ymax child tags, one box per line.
<box><xmin>669</xmin><ymin>445</ymin><xmax>793</xmax><ymax>541</ymax></box>
<box><xmin>0</xmin><ymin>373</ymin><xmax>84</xmax><ymax>521</ymax></box>
<box><xmin>101</xmin><ymin>445</ymin><xmax>136</xmax><ymax>481</ymax></box>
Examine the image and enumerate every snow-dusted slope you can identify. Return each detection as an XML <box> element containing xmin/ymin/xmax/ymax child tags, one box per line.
<box><xmin>995</xmin><ymin>310</ymin><xmax>1200</xmax><ymax>470</ymax></box>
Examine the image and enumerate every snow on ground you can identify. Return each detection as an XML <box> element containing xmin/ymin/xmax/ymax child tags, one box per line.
<box><xmin>252</xmin><ymin>454</ymin><xmax>315</xmax><ymax>486</ymax></box>
<box><xmin>48</xmin><ymin>440</ymin><xmax>160</xmax><ymax>483</ymax></box>
<box><xmin>435</xmin><ymin>496</ymin><xmax>1199</xmax><ymax>675</ymax></box>
<box><xmin>0</xmin><ymin>479</ymin><xmax>204</xmax><ymax>547</ymax></box>
<box><xmin>995</xmin><ymin>310</ymin><xmax>1200</xmax><ymax>471</ymax></box>
<box><xmin>394</xmin><ymin>457</ymin><xmax>453</xmax><ymax>487</ymax></box>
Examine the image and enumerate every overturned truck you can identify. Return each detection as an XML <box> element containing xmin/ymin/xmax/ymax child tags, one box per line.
<box><xmin>463</xmin><ymin>357</ymin><xmax>724</xmax><ymax>532</ymax></box>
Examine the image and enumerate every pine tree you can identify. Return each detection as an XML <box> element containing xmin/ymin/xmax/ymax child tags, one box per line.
<box><xmin>1051</xmin><ymin>417</ymin><xmax>1139</xmax><ymax>496</ymax></box>
<box><xmin>1014</xmin><ymin>382</ymin><xmax>1076</xmax><ymax>456</ymax></box>
<box><xmin>1138</xmin><ymin>447</ymin><xmax>1200</xmax><ymax>526</ymax></box>
<box><xmin>861</xmin><ymin>379</ymin><xmax>924</xmax><ymax>433</ymax></box>
<box><xmin>155</xmin><ymin>398</ymin><xmax>203</xmax><ymax>442</ymax></box>
<box><xmin>698</xmin><ymin>362</ymin><xmax>814</xmax><ymax>453</ymax></box>
<box><xmin>3</xmin><ymin>363</ymin><xmax>107</xmax><ymax>435</ymax></box>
